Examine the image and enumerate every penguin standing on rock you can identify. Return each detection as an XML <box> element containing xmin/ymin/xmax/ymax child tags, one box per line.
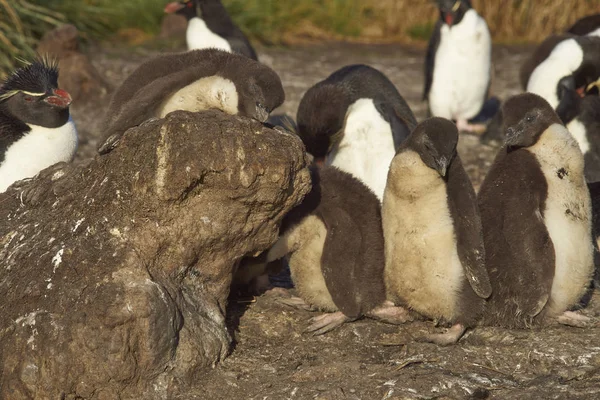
<box><xmin>164</xmin><ymin>0</ymin><xmax>258</xmax><ymax>60</ymax></box>
<box><xmin>98</xmin><ymin>49</ymin><xmax>284</xmax><ymax>154</ymax></box>
<box><xmin>296</xmin><ymin>64</ymin><xmax>417</xmax><ymax>200</ymax></box>
<box><xmin>479</xmin><ymin>93</ymin><xmax>594</xmax><ymax>328</ymax></box>
<box><xmin>0</xmin><ymin>58</ymin><xmax>77</xmax><ymax>193</ymax></box>
<box><xmin>424</xmin><ymin>0</ymin><xmax>493</xmax><ymax>133</ymax></box>
<box><xmin>383</xmin><ymin>117</ymin><xmax>491</xmax><ymax>345</ymax></box>
<box><xmin>255</xmin><ymin>166</ymin><xmax>413</xmax><ymax>335</ymax></box>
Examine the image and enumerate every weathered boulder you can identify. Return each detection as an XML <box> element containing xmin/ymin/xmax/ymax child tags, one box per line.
<box><xmin>0</xmin><ymin>110</ymin><xmax>311</xmax><ymax>399</ymax></box>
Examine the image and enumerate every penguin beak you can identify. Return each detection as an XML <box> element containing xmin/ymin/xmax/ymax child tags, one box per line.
<box><xmin>255</xmin><ymin>104</ymin><xmax>269</xmax><ymax>123</ymax></box>
<box><xmin>44</xmin><ymin>89</ymin><xmax>72</xmax><ymax>108</ymax></box>
<box><xmin>164</xmin><ymin>2</ymin><xmax>185</xmax><ymax>13</ymax></box>
<box><xmin>505</xmin><ymin>126</ymin><xmax>523</xmax><ymax>147</ymax></box>
<box><xmin>435</xmin><ymin>155</ymin><xmax>449</xmax><ymax>177</ymax></box>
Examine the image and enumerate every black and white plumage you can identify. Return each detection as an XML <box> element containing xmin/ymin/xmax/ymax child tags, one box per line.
<box><xmin>526</xmin><ymin>35</ymin><xmax>600</xmax><ymax>113</ymax></box>
<box><xmin>567</xmin><ymin>14</ymin><xmax>600</xmax><ymax>37</ymax></box>
<box><xmin>479</xmin><ymin>93</ymin><xmax>594</xmax><ymax>328</ymax></box>
<box><xmin>0</xmin><ymin>58</ymin><xmax>77</xmax><ymax>193</ymax></box>
<box><xmin>296</xmin><ymin>64</ymin><xmax>417</xmax><ymax>200</ymax></box>
<box><xmin>383</xmin><ymin>117</ymin><xmax>490</xmax><ymax>345</ymax></box>
<box><xmin>424</xmin><ymin>0</ymin><xmax>492</xmax><ymax>132</ymax></box>
<box><xmin>164</xmin><ymin>0</ymin><xmax>258</xmax><ymax>60</ymax></box>
<box><xmin>98</xmin><ymin>49</ymin><xmax>284</xmax><ymax>154</ymax></box>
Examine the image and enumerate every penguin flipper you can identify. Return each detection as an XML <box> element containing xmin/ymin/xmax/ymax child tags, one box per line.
<box><xmin>228</xmin><ymin>37</ymin><xmax>258</xmax><ymax>61</ymax></box>
<box><xmin>446</xmin><ymin>157</ymin><xmax>491</xmax><ymax>298</ymax></box>
<box><xmin>318</xmin><ymin>207</ymin><xmax>363</xmax><ymax>319</ymax></box>
<box><xmin>423</xmin><ymin>20</ymin><xmax>442</xmax><ymax>102</ymax></box>
<box><xmin>374</xmin><ymin>101</ymin><xmax>411</xmax><ymax>151</ymax></box>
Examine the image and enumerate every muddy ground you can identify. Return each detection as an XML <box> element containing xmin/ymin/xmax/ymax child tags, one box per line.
<box><xmin>72</xmin><ymin>42</ymin><xmax>600</xmax><ymax>399</ymax></box>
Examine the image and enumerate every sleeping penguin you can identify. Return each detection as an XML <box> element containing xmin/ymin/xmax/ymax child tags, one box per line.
<box><xmin>296</xmin><ymin>64</ymin><xmax>417</xmax><ymax>200</ymax></box>
<box><xmin>0</xmin><ymin>58</ymin><xmax>77</xmax><ymax>193</ymax></box>
<box><xmin>253</xmin><ymin>165</ymin><xmax>414</xmax><ymax>335</ymax></box>
<box><xmin>424</xmin><ymin>0</ymin><xmax>493</xmax><ymax>133</ymax></box>
<box><xmin>479</xmin><ymin>93</ymin><xmax>594</xmax><ymax>328</ymax></box>
<box><xmin>98</xmin><ymin>49</ymin><xmax>284</xmax><ymax>154</ymax></box>
<box><xmin>164</xmin><ymin>0</ymin><xmax>258</xmax><ymax>60</ymax></box>
<box><xmin>383</xmin><ymin>117</ymin><xmax>491</xmax><ymax>345</ymax></box>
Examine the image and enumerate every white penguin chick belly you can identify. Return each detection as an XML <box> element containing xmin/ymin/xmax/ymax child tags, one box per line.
<box><xmin>383</xmin><ymin>150</ymin><xmax>465</xmax><ymax>321</ymax></box>
<box><xmin>429</xmin><ymin>9</ymin><xmax>491</xmax><ymax>122</ymax></box>
<box><xmin>0</xmin><ymin>118</ymin><xmax>78</xmax><ymax>193</ymax></box>
<box><xmin>527</xmin><ymin>123</ymin><xmax>594</xmax><ymax>316</ymax></box>
<box><xmin>157</xmin><ymin>76</ymin><xmax>239</xmax><ymax>117</ymax></box>
<box><xmin>527</xmin><ymin>39</ymin><xmax>583</xmax><ymax>110</ymax></box>
<box><xmin>326</xmin><ymin>98</ymin><xmax>396</xmax><ymax>201</ymax></box>
<box><xmin>187</xmin><ymin>17</ymin><xmax>232</xmax><ymax>52</ymax></box>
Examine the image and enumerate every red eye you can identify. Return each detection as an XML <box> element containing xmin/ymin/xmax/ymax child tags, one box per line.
<box><xmin>24</xmin><ymin>96</ymin><xmax>33</xmax><ymax>102</ymax></box>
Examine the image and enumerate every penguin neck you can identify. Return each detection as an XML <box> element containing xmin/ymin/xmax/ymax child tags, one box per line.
<box><xmin>187</xmin><ymin>17</ymin><xmax>232</xmax><ymax>51</ymax></box>
<box><xmin>0</xmin><ymin>103</ymin><xmax>30</xmax><ymax>140</ymax></box>
<box><xmin>527</xmin><ymin>123</ymin><xmax>584</xmax><ymax>172</ymax></box>
<box><xmin>387</xmin><ymin>149</ymin><xmax>444</xmax><ymax>201</ymax></box>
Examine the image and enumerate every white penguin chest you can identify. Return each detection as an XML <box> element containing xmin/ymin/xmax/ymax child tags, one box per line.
<box><xmin>186</xmin><ymin>17</ymin><xmax>232</xmax><ymax>52</ymax></box>
<box><xmin>429</xmin><ymin>9</ymin><xmax>491</xmax><ymax>121</ymax></box>
<box><xmin>566</xmin><ymin>118</ymin><xmax>590</xmax><ymax>155</ymax></box>
<box><xmin>326</xmin><ymin>98</ymin><xmax>396</xmax><ymax>201</ymax></box>
<box><xmin>528</xmin><ymin>124</ymin><xmax>594</xmax><ymax>315</ymax></box>
<box><xmin>0</xmin><ymin>118</ymin><xmax>78</xmax><ymax>193</ymax></box>
<box><xmin>382</xmin><ymin>151</ymin><xmax>464</xmax><ymax>320</ymax></box>
<box><xmin>527</xmin><ymin>39</ymin><xmax>583</xmax><ymax>109</ymax></box>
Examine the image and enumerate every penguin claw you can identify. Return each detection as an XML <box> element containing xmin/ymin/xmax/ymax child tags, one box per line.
<box><xmin>557</xmin><ymin>310</ymin><xmax>592</xmax><ymax>328</ymax></box>
<box><xmin>306</xmin><ymin>311</ymin><xmax>350</xmax><ymax>335</ymax></box>
<box><xmin>417</xmin><ymin>323</ymin><xmax>466</xmax><ymax>346</ymax></box>
<box><xmin>277</xmin><ymin>295</ymin><xmax>314</xmax><ymax>311</ymax></box>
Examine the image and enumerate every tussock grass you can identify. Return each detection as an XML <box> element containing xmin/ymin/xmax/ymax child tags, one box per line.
<box><xmin>0</xmin><ymin>0</ymin><xmax>598</xmax><ymax>77</ymax></box>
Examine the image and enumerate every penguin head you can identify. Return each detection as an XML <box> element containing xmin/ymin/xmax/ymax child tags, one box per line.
<box><xmin>436</xmin><ymin>0</ymin><xmax>472</xmax><ymax>27</ymax></box>
<box><xmin>164</xmin><ymin>0</ymin><xmax>199</xmax><ymax>20</ymax></box>
<box><xmin>408</xmin><ymin>117</ymin><xmax>458</xmax><ymax>177</ymax></box>
<box><xmin>0</xmin><ymin>58</ymin><xmax>71</xmax><ymax>128</ymax></box>
<box><xmin>235</xmin><ymin>72</ymin><xmax>284</xmax><ymax>123</ymax></box>
<box><xmin>296</xmin><ymin>84</ymin><xmax>349</xmax><ymax>159</ymax></box>
<box><xmin>502</xmin><ymin>93</ymin><xmax>562</xmax><ymax>149</ymax></box>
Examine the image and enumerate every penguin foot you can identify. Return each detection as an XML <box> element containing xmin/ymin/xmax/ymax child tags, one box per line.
<box><xmin>557</xmin><ymin>310</ymin><xmax>591</xmax><ymax>328</ymax></box>
<box><xmin>278</xmin><ymin>295</ymin><xmax>315</xmax><ymax>311</ymax></box>
<box><xmin>368</xmin><ymin>301</ymin><xmax>414</xmax><ymax>325</ymax></box>
<box><xmin>418</xmin><ymin>323</ymin><xmax>466</xmax><ymax>346</ymax></box>
<box><xmin>456</xmin><ymin>119</ymin><xmax>486</xmax><ymax>134</ymax></box>
<box><xmin>306</xmin><ymin>311</ymin><xmax>351</xmax><ymax>335</ymax></box>
<box><xmin>263</xmin><ymin>287</ymin><xmax>292</xmax><ymax>298</ymax></box>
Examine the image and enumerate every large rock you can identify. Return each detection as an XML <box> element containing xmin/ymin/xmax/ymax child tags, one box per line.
<box><xmin>0</xmin><ymin>110</ymin><xmax>311</xmax><ymax>399</ymax></box>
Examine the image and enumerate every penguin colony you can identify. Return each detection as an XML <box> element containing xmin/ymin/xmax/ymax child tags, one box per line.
<box><xmin>1</xmin><ymin>1</ymin><xmax>600</xmax><ymax>346</ymax></box>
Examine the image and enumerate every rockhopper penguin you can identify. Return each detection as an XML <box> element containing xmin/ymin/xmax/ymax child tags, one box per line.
<box><xmin>98</xmin><ymin>49</ymin><xmax>284</xmax><ymax>154</ymax></box>
<box><xmin>383</xmin><ymin>117</ymin><xmax>491</xmax><ymax>345</ymax></box>
<box><xmin>478</xmin><ymin>93</ymin><xmax>594</xmax><ymax>328</ymax></box>
<box><xmin>256</xmin><ymin>166</ymin><xmax>413</xmax><ymax>335</ymax></box>
<box><xmin>164</xmin><ymin>0</ymin><xmax>258</xmax><ymax>60</ymax></box>
<box><xmin>424</xmin><ymin>0</ymin><xmax>492</xmax><ymax>133</ymax></box>
<box><xmin>296</xmin><ymin>64</ymin><xmax>417</xmax><ymax>201</ymax></box>
<box><xmin>0</xmin><ymin>58</ymin><xmax>77</xmax><ymax>193</ymax></box>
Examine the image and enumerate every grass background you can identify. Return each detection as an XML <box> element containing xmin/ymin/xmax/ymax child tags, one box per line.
<box><xmin>0</xmin><ymin>0</ymin><xmax>599</xmax><ymax>76</ymax></box>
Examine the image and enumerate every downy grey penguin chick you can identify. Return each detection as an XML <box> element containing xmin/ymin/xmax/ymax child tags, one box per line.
<box><xmin>479</xmin><ymin>93</ymin><xmax>594</xmax><ymax>328</ymax></box>
<box><xmin>98</xmin><ymin>48</ymin><xmax>283</xmax><ymax>154</ymax></box>
<box><xmin>296</xmin><ymin>64</ymin><xmax>417</xmax><ymax>201</ymax></box>
<box><xmin>424</xmin><ymin>0</ymin><xmax>492</xmax><ymax>133</ymax></box>
<box><xmin>164</xmin><ymin>0</ymin><xmax>258</xmax><ymax>60</ymax></box>
<box><xmin>0</xmin><ymin>58</ymin><xmax>77</xmax><ymax>193</ymax></box>
<box><xmin>383</xmin><ymin>117</ymin><xmax>491</xmax><ymax>345</ymax></box>
<box><xmin>259</xmin><ymin>165</ymin><xmax>413</xmax><ymax>335</ymax></box>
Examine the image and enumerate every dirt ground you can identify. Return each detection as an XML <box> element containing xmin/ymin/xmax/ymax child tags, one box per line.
<box><xmin>73</xmin><ymin>42</ymin><xmax>600</xmax><ymax>400</ymax></box>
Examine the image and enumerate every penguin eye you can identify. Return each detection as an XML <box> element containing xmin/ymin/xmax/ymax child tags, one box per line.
<box><xmin>525</xmin><ymin>115</ymin><xmax>535</xmax><ymax>123</ymax></box>
<box><xmin>24</xmin><ymin>96</ymin><xmax>33</xmax><ymax>102</ymax></box>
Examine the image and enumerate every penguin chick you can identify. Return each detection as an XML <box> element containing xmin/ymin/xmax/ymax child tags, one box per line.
<box><xmin>98</xmin><ymin>49</ymin><xmax>283</xmax><ymax>154</ymax></box>
<box><xmin>383</xmin><ymin>117</ymin><xmax>491</xmax><ymax>345</ymax></box>
<box><xmin>296</xmin><ymin>64</ymin><xmax>417</xmax><ymax>200</ymax></box>
<box><xmin>260</xmin><ymin>165</ymin><xmax>413</xmax><ymax>335</ymax></box>
<box><xmin>164</xmin><ymin>0</ymin><xmax>258</xmax><ymax>60</ymax></box>
<box><xmin>479</xmin><ymin>93</ymin><xmax>594</xmax><ymax>328</ymax></box>
<box><xmin>0</xmin><ymin>58</ymin><xmax>77</xmax><ymax>193</ymax></box>
<box><xmin>424</xmin><ymin>0</ymin><xmax>492</xmax><ymax>133</ymax></box>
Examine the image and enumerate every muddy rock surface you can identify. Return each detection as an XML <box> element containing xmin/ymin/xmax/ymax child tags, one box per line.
<box><xmin>0</xmin><ymin>110</ymin><xmax>310</xmax><ymax>399</ymax></box>
<box><xmin>9</xmin><ymin>42</ymin><xmax>599</xmax><ymax>399</ymax></box>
